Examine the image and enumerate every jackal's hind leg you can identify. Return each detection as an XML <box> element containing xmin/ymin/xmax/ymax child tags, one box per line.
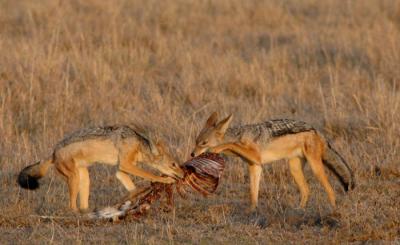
<box><xmin>67</xmin><ymin>169</ymin><xmax>80</xmax><ymax>212</ymax></box>
<box><xmin>55</xmin><ymin>160</ymin><xmax>80</xmax><ymax>212</ymax></box>
<box><xmin>78</xmin><ymin>167</ymin><xmax>90</xmax><ymax>211</ymax></box>
<box><xmin>304</xmin><ymin>147</ymin><xmax>336</xmax><ymax>208</ymax></box>
<box><xmin>289</xmin><ymin>157</ymin><xmax>309</xmax><ymax>208</ymax></box>
<box><xmin>249</xmin><ymin>163</ymin><xmax>263</xmax><ymax>212</ymax></box>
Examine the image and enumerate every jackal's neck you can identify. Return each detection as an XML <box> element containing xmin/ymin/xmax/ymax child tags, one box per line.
<box><xmin>224</xmin><ymin>126</ymin><xmax>243</xmax><ymax>142</ymax></box>
<box><xmin>137</xmin><ymin>143</ymin><xmax>156</xmax><ymax>162</ymax></box>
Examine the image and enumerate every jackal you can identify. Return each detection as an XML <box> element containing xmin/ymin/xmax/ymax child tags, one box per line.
<box><xmin>18</xmin><ymin>125</ymin><xmax>184</xmax><ymax>212</ymax></box>
<box><xmin>191</xmin><ymin>112</ymin><xmax>355</xmax><ymax>210</ymax></box>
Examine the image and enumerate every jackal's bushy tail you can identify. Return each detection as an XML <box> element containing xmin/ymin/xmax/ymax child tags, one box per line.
<box><xmin>17</xmin><ymin>159</ymin><xmax>53</xmax><ymax>190</ymax></box>
<box><xmin>322</xmin><ymin>143</ymin><xmax>355</xmax><ymax>191</ymax></box>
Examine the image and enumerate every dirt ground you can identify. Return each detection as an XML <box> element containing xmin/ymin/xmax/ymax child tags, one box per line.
<box><xmin>1</xmin><ymin>0</ymin><xmax>399</xmax><ymax>243</ymax></box>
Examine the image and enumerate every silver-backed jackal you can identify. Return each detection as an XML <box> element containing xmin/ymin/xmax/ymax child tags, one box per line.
<box><xmin>18</xmin><ymin>125</ymin><xmax>184</xmax><ymax>212</ymax></box>
<box><xmin>191</xmin><ymin>112</ymin><xmax>355</xmax><ymax>211</ymax></box>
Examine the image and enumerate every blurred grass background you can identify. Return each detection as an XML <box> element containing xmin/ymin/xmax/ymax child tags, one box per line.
<box><xmin>0</xmin><ymin>0</ymin><xmax>399</xmax><ymax>243</ymax></box>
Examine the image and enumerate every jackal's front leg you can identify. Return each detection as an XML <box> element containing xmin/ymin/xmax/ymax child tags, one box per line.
<box><xmin>209</xmin><ymin>142</ymin><xmax>262</xmax><ymax>165</ymax></box>
<box><xmin>119</xmin><ymin>150</ymin><xmax>175</xmax><ymax>184</ymax></box>
<box><xmin>119</xmin><ymin>164</ymin><xmax>175</xmax><ymax>184</ymax></box>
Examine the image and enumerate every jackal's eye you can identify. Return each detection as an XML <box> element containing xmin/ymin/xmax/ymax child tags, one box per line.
<box><xmin>200</xmin><ymin>141</ymin><xmax>208</xmax><ymax>146</ymax></box>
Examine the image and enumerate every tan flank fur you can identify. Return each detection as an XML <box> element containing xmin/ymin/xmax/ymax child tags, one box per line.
<box><xmin>191</xmin><ymin>112</ymin><xmax>355</xmax><ymax>211</ymax></box>
<box><xmin>18</xmin><ymin>125</ymin><xmax>184</xmax><ymax>212</ymax></box>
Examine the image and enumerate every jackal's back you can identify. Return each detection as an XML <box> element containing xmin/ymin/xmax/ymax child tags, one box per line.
<box><xmin>226</xmin><ymin>119</ymin><xmax>314</xmax><ymax>146</ymax></box>
<box><xmin>54</xmin><ymin>125</ymin><xmax>152</xmax><ymax>151</ymax></box>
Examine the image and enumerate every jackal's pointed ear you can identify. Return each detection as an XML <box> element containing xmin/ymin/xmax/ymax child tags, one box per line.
<box><xmin>216</xmin><ymin>114</ymin><xmax>233</xmax><ymax>135</ymax></box>
<box><xmin>148</xmin><ymin>139</ymin><xmax>160</xmax><ymax>156</ymax></box>
<box><xmin>205</xmin><ymin>112</ymin><xmax>219</xmax><ymax>128</ymax></box>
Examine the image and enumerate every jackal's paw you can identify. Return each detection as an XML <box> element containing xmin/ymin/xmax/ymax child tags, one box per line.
<box><xmin>207</xmin><ymin>146</ymin><xmax>221</xmax><ymax>154</ymax></box>
<box><xmin>79</xmin><ymin>208</ymin><xmax>91</xmax><ymax>214</ymax></box>
<box><xmin>295</xmin><ymin>204</ymin><xmax>306</xmax><ymax>211</ymax></box>
<box><xmin>246</xmin><ymin>206</ymin><xmax>258</xmax><ymax>215</ymax></box>
<box><xmin>161</xmin><ymin>204</ymin><xmax>173</xmax><ymax>213</ymax></box>
<box><xmin>160</xmin><ymin>176</ymin><xmax>176</xmax><ymax>184</ymax></box>
<box><xmin>247</xmin><ymin>210</ymin><xmax>268</xmax><ymax>228</ymax></box>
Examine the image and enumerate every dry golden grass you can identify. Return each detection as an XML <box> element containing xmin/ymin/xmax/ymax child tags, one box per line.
<box><xmin>1</xmin><ymin>0</ymin><xmax>400</xmax><ymax>243</ymax></box>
